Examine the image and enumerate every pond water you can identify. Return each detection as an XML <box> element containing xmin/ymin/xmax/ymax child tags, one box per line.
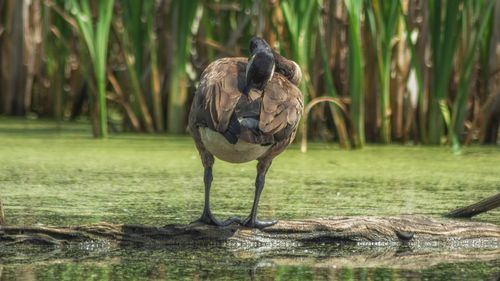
<box><xmin>1</xmin><ymin>119</ymin><xmax>499</xmax><ymax>280</ymax></box>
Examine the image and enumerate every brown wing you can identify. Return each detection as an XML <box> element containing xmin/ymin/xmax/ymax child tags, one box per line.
<box><xmin>189</xmin><ymin>57</ymin><xmax>303</xmax><ymax>146</ymax></box>
<box><xmin>258</xmin><ymin>73</ymin><xmax>304</xmax><ymax>143</ymax></box>
<box><xmin>189</xmin><ymin>57</ymin><xmax>247</xmax><ymax>133</ymax></box>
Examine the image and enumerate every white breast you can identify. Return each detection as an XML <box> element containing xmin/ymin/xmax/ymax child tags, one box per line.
<box><xmin>199</xmin><ymin>127</ymin><xmax>270</xmax><ymax>163</ymax></box>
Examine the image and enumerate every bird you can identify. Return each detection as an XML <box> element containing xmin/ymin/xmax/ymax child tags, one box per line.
<box><xmin>188</xmin><ymin>37</ymin><xmax>303</xmax><ymax>229</ymax></box>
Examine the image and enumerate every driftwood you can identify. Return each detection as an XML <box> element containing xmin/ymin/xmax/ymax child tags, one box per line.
<box><xmin>1</xmin><ymin>216</ymin><xmax>499</xmax><ymax>250</ymax></box>
<box><xmin>0</xmin><ymin>198</ymin><xmax>4</xmax><ymax>226</ymax></box>
<box><xmin>447</xmin><ymin>193</ymin><xmax>500</xmax><ymax>218</ymax></box>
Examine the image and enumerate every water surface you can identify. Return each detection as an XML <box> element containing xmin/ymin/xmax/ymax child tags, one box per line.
<box><xmin>1</xmin><ymin>118</ymin><xmax>499</xmax><ymax>280</ymax></box>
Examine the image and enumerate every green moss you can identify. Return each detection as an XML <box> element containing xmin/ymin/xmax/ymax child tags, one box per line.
<box><xmin>1</xmin><ymin>118</ymin><xmax>499</xmax><ymax>280</ymax></box>
<box><xmin>1</xmin><ymin>118</ymin><xmax>498</xmax><ymax>226</ymax></box>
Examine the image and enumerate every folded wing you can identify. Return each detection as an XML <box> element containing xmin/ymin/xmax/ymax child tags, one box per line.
<box><xmin>190</xmin><ymin>57</ymin><xmax>303</xmax><ymax>146</ymax></box>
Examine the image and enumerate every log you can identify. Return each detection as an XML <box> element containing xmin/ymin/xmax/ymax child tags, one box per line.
<box><xmin>447</xmin><ymin>193</ymin><xmax>500</xmax><ymax>218</ymax></box>
<box><xmin>1</xmin><ymin>216</ymin><xmax>499</xmax><ymax>250</ymax></box>
<box><xmin>0</xmin><ymin>198</ymin><xmax>4</xmax><ymax>226</ymax></box>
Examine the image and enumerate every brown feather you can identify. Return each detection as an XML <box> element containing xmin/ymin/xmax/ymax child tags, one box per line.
<box><xmin>189</xmin><ymin>57</ymin><xmax>303</xmax><ymax>148</ymax></box>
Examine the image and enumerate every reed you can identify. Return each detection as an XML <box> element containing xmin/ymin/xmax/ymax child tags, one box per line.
<box><xmin>69</xmin><ymin>0</ymin><xmax>115</xmax><ymax>137</ymax></box>
<box><xmin>345</xmin><ymin>0</ymin><xmax>365</xmax><ymax>148</ymax></box>
<box><xmin>0</xmin><ymin>0</ymin><xmax>497</xmax><ymax>148</ymax></box>
<box><xmin>116</xmin><ymin>0</ymin><xmax>155</xmax><ymax>132</ymax></box>
<box><xmin>318</xmin><ymin>16</ymin><xmax>350</xmax><ymax>149</ymax></box>
<box><xmin>147</xmin><ymin>3</ymin><xmax>164</xmax><ymax>132</ymax></box>
<box><xmin>167</xmin><ymin>0</ymin><xmax>200</xmax><ymax>134</ymax></box>
<box><xmin>365</xmin><ymin>0</ymin><xmax>400</xmax><ymax>143</ymax></box>
<box><xmin>399</xmin><ymin>0</ymin><xmax>426</xmax><ymax>143</ymax></box>
<box><xmin>450</xmin><ymin>0</ymin><xmax>495</xmax><ymax>150</ymax></box>
<box><xmin>279</xmin><ymin>0</ymin><xmax>319</xmax><ymax>104</ymax></box>
<box><xmin>43</xmin><ymin>2</ymin><xmax>68</xmax><ymax>121</ymax></box>
<box><xmin>0</xmin><ymin>1</ymin><xmax>23</xmax><ymax>115</ymax></box>
<box><xmin>427</xmin><ymin>0</ymin><xmax>461</xmax><ymax>144</ymax></box>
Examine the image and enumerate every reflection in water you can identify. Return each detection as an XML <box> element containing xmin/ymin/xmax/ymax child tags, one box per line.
<box><xmin>1</xmin><ymin>245</ymin><xmax>499</xmax><ymax>280</ymax></box>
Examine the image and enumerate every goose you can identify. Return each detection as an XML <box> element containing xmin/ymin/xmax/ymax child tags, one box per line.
<box><xmin>188</xmin><ymin>37</ymin><xmax>303</xmax><ymax>228</ymax></box>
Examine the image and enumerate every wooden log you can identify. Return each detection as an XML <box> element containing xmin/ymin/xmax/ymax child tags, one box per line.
<box><xmin>1</xmin><ymin>216</ymin><xmax>499</xmax><ymax>250</ymax></box>
<box><xmin>0</xmin><ymin>198</ymin><xmax>4</xmax><ymax>226</ymax></box>
<box><xmin>447</xmin><ymin>193</ymin><xmax>500</xmax><ymax>218</ymax></box>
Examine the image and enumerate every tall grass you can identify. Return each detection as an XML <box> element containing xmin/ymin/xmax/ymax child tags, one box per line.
<box><xmin>147</xmin><ymin>2</ymin><xmax>164</xmax><ymax>132</ymax></box>
<box><xmin>69</xmin><ymin>0</ymin><xmax>114</xmax><ymax>137</ymax></box>
<box><xmin>279</xmin><ymin>0</ymin><xmax>320</xmax><ymax>104</ymax></box>
<box><xmin>399</xmin><ymin>1</ymin><xmax>425</xmax><ymax>143</ymax></box>
<box><xmin>0</xmin><ymin>1</ymin><xmax>24</xmax><ymax>115</ymax></box>
<box><xmin>427</xmin><ymin>0</ymin><xmax>461</xmax><ymax>144</ymax></box>
<box><xmin>116</xmin><ymin>0</ymin><xmax>155</xmax><ymax>132</ymax></box>
<box><xmin>365</xmin><ymin>0</ymin><xmax>400</xmax><ymax>144</ymax></box>
<box><xmin>345</xmin><ymin>0</ymin><xmax>365</xmax><ymax>148</ymax></box>
<box><xmin>318</xmin><ymin>16</ymin><xmax>350</xmax><ymax>149</ymax></box>
<box><xmin>0</xmin><ymin>0</ymin><xmax>498</xmax><ymax>148</ymax></box>
<box><xmin>450</xmin><ymin>0</ymin><xmax>495</xmax><ymax>150</ymax></box>
<box><xmin>167</xmin><ymin>0</ymin><xmax>200</xmax><ymax>134</ymax></box>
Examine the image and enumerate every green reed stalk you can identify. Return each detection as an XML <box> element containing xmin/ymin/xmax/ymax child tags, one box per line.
<box><xmin>318</xmin><ymin>17</ymin><xmax>350</xmax><ymax>149</ymax></box>
<box><xmin>279</xmin><ymin>0</ymin><xmax>320</xmax><ymax>104</ymax></box>
<box><xmin>201</xmin><ymin>12</ymin><xmax>215</xmax><ymax>62</ymax></box>
<box><xmin>399</xmin><ymin>0</ymin><xmax>426</xmax><ymax>143</ymax></box>
<box><xmin>42</xmin><ymin>4</ymin><xmax>62</xmax><ymax>120</ymax></box>
<box><xmin>120</xmin><ymin>0</ymin><xmax>145</xmax><ymax>75</ymax></box>
<box><xmin>168</xmin><ymin>1</ymin><xmax>200</xmax><ymax>134</ymax></box>
<box><xmin>450</xmin><ymin>0</ymin><xmax>495</xmax><ymax>151</ymax></box>
<box><xmin>69</xmin><ymin>0</ymin><xmax>114</xmax><ymax>137</ymax></box>
<box><xmin>365</xmin><ymin>0</ymin><xmax>399</xmax><ymax>143</ymax></box>
<box><xmin>345</xmin><ymin>0</ymin><xmax>365</xmax><ymax>148</ymax></box>
<box><xmin>427</xmin><ymin>0</ymin><xmax>462</xmax><ymax>144</ymax></box>
<box><xmin>478</xmin><ymin>4</ymin><xmax>494</xmax><ymax>98</ymax></box>
<box><xmin>148</xmin><ymin>15</ymin><xmax>164</xmax><ymax>132</ymax></box>
<box><xmin>118</xmin><ymin>0</ymin><xmax>155</xmax><ymax>132</ymax></box>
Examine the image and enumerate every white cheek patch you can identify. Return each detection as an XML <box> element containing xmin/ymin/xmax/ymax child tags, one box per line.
<box><xmin>246</xmin><ymin>54</ymin><xmax>256</xmax><ymax>81</ymax></box>
<box><xmin>268</xmin><ymin>63</ymin><xmax>275</xmax><ymax>83</ymax></box>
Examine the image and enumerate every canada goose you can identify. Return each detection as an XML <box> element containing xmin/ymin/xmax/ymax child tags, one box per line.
<box><xmin>188</xmin><ymin>37</ymin><xmax>303</xmax><ymax>229</ymax></box>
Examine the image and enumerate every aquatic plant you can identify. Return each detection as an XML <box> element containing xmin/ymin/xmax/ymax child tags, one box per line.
<box><xmin>68</xmin><ymin>0</ymin><xmax>114</xmax><ymax>137</ymax></box>
<box><xmin>365</xmin><ymin>0</ymin><xmax>400</xmax><ymax>144</ymax></box>
<box><xmin>450</xmin><ymin>0</ymin><xmax>495</xmax><ymax>150</ymax></box>
<box><xmin>345</xmin><ymin>0</ymin><xmax>365</xmax><ymax>148</ymax></box>
<box><xmin>0</xmin><ymin>0</ymin><xmax>498</xmax><ymax>147</ymax></box>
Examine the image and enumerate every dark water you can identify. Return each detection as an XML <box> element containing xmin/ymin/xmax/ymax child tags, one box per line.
<box><xmin>1</xmin><ymin>119</ymin><xmax>499</xmax><ymax>280</ymax></box>
<box><xmin>1</xmin><ymin>245</ymin><xmax>500</xmax><ymax>280</ymax></box>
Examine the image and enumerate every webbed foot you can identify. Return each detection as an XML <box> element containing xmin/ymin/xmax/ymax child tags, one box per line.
<box><xmin>240</xmin><ymin>216</ymin><xmax>277</xmax><ymax>229</ymax></box>
<box><xmin>191</xmin><ymin>211</ymin><xmax>240</xmax><ymax>227</ymax></box>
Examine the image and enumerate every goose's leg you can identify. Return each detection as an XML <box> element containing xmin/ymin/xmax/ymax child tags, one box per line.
<box><xmin>242</xmin><ymin>159</ymin><xmax>277</xmax><ymax>229</ymax></box>
<box><xmin>192</xmin><ymin>151</ymin><xmax>239</xmax><ymax>226</ymax></box>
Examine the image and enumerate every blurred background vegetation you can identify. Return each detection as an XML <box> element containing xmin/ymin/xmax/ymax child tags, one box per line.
<box><xmin>0</xmin><ymin>0</ymin><xmax>499</xmax><ymax>149</ymax></box>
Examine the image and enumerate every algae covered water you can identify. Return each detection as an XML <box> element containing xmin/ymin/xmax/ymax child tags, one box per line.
<box><xmin>1</xmin><ymin>119</ymin><xmax>499</xmax><ymax>280</ymax></box>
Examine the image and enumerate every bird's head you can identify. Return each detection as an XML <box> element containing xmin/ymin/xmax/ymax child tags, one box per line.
<box><xmin>249</xmin><ymin>37</ymin><xmax>271</xmax><ymax>55</ymax></box>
